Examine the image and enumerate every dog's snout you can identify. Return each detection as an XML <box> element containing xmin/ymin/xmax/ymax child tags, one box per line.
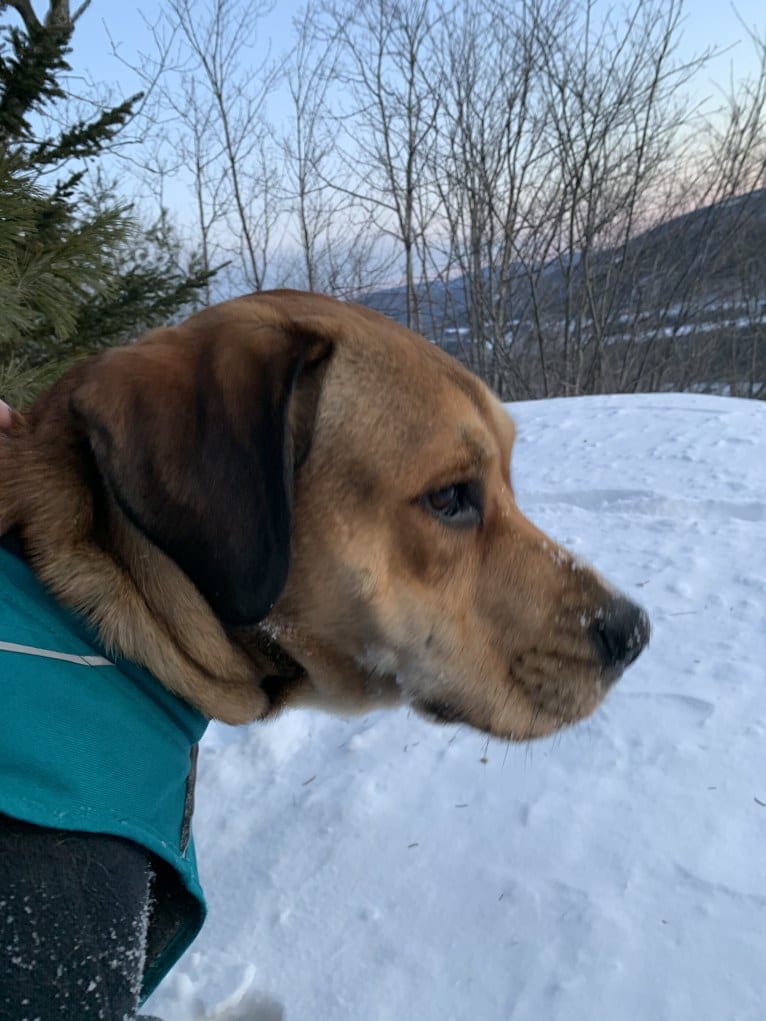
<box><xmin>591</xmin><ymin>596</ymin><xmax>650</xmax><ymax>676</ymax></box>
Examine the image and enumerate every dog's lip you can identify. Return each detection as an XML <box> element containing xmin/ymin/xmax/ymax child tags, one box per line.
<box><xmin>405</xmin><ymin>647</ymin><xmax>612</xmax><ymax>739</ymax></box>
<box><xmin>413</xmin><ymin>697</ymin><xmax>470</xmax><ymax>726</ymax></box>
<box><xmin>505</xmin><ymin>655</ymin><xmax>611</xmax><ymax>728</ymax></box>
<box><xmin>599</xmin><ymin>661</ymin><xmax>632</xmax><ymax>690</ymax></box>
<box><xmin>413</xmin><ymin>692</ymin><xmax>574</xmax><ymax>742</ymax></box>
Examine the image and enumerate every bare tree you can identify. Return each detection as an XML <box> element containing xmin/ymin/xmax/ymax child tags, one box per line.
<box><xmin>307</xmin><ymin>0</ymin><xmax>443</xmax><ymax>329</ymax></box>
<box><xmin>280</xmin><ymin>3</ymin><xmax>386</xmax><ymax>296</ymax></box>
<box><xmin>132</xmin><ymin>0</ymin><xmax>280</xmax><ymax>294</ymax></box>
<box><xmin>106</xmin><ymin>0</ymin><xmax>766</xmax><ymax>399</ymax></box>
<box><xmin>282</xmin><ymin>6</ymin><xmax>334</xmax><ymax>293</ymax></box>
<box><xmin>425</xmin><ymin>0</ymin><xmax>563</xmax><ymax>396</ymax></box>
<box><xmin>421</xmin><ymin>0</ymin><xmax>766</xmax><ymax>400</ymax></box>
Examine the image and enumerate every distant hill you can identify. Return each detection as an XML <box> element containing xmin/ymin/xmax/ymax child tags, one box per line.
<box><xmin>360</xmin><ymin>188</ymin><xmax>766</xmax><ymax>333</ymax></box>
<box><xmin>357</xmin><ymin>187</ymin><xmax>766</xmax><ymax>398</ymax></box>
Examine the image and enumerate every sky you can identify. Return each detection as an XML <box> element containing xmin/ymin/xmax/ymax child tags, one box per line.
<box><xmin>13</xmin><ymin>0</ymin><xmax>766</xmax><ymax>290</ymax></box>
<box><xmin>69</xmin><ymin>0</ymin><xmax>306</xmax><ymax>108</ymax></box>
<box><xmin>66</xmin><ymin>0</ymin><xmax>766</xmax><ymax>119</ymax></box>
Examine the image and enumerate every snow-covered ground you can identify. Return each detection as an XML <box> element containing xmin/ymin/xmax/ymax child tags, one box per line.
<box><xmin>147</xmin><ymin>393</ymin><xmax>766</xmax><ymax>1021</ymax></box>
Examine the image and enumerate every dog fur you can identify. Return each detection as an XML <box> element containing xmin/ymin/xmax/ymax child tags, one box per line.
<box><xmin>0</xmin><ymin>289</ymin><xmax>648</xmax><ymax>738</ymax></box>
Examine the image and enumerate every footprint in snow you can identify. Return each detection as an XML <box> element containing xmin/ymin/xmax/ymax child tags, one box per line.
<box><xmin>194</xmin><ymin>996</ymin><xmax>284</xmax><ymax>1021</ymax></box>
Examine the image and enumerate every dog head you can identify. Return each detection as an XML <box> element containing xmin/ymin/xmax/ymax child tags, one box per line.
<box><xmin>253</xmin><ymin>293</ymin><xmax>649</xmax><ymax>739</ymax></box>
<box><xmin>7</xmin><ymin>289</ymin><xmax>648</xmax><ymax>736</ymax></box>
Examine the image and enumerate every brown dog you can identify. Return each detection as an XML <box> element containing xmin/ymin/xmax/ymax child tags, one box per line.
<box><xmin>0</xmin><ymin>289</ymin><xmax>648</xmax><ymax>739</ymax></box>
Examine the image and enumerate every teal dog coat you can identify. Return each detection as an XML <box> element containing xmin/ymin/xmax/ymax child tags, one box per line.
<box><xmin>0</xmin><ymin>543</ymin><xmax>209</xmax><ymax>998</ymax></box>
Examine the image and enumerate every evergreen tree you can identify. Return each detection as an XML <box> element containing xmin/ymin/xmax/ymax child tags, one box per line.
<box><xmin>0</xmin><ymin>0</ymin><xmax>214</xmax><ymax>405</ymax></box>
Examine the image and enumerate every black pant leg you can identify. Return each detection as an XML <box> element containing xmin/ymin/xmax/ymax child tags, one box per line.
<box><xmin>0</xmin><ymin>814</ymin><xmax>154</xmax><ymax>1021</ymax></box>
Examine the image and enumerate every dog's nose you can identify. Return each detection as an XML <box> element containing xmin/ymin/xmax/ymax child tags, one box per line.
<box><xmin>591</xmin><ymin>595</ymin><xmax>650</xmax><ymax>678</ymax></box>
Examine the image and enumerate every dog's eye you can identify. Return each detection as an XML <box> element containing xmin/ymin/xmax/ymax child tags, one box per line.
<box><xmin>422</xmin><ymin>482</ymin><xmax>482</xmax><ymax>528</ymax></box>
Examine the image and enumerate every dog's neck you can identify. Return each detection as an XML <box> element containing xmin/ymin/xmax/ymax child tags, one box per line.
<box><xmin>228</xmin><ymin>623</ymin><xmax>307</xmax><ymax>709</ymax></box>
<box><xmin>1</xmin><ymin>524</ymin><xmax>304</xmax><ymax>720</ymax></box>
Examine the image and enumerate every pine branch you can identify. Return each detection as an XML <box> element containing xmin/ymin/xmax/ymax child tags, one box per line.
<box><xmin>0</xmin><ymin>18</ymin><xmax>71</xmax><ymax>145</ymax></box>
<box><xmin>28</xmin><ymin>93</ymin><xmax>143</xmax><ymax>165</ymax></box>
<box><xmin>0</xmin><ymin>2</ymin><xmax>218</xmax><ymax>398</ymax></box>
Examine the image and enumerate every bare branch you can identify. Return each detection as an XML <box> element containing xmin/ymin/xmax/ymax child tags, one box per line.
<box><xmin>2</xmin><ymin>0</ymin><xmax>41</xmax><ymax>30</ymax></box>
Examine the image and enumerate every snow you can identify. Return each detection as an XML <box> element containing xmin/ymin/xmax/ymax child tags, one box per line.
<box><xmin>146</xmin><ymin>393</ymin><xmax>766</xmax><ymax>1021</ymax></box>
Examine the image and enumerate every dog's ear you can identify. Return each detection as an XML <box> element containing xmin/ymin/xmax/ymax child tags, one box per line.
<box><xmin>70</xmin><ymin>319</ymin><xmax>333</xmax><ymax>625</ymax></box>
